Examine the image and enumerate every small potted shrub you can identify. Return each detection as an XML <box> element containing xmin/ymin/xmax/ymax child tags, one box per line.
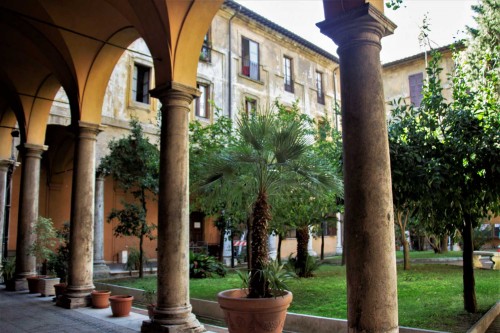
<box><xmin>47</xmin><ymin>223</ymin><xmax>70</xmax><ymax>298</ymax></box>
<box><xmin>143</xmin><ymin>287</ymin><xmax>156</xmax><ymax>319</ymax></box>
<box><xmin>28</xmin><ymin>216</ymin><xmax>58</xmax><ymax>294</ymax></box>
<box><xmin>1</xmin><ymin>256</ymin><xmax>16</xmax><ymax>291</ymax></box>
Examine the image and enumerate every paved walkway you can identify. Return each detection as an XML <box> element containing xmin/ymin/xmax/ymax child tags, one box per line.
<box><xmin>0</xmin><ymin>287</ymin><xmax>227</xmax><ymax>333</ymax></box>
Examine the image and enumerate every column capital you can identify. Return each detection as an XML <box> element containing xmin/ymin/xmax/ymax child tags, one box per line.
<box><xmin>317</xmin><ymin>4</ymin><xmax>396</xmax><ymax>52</ymax></box>
<box><xmin>150</xmin><ymin>81</ymin><xmax>200</xmax><ymax>106</ymax></box>
<box><xmin>0</xmin><ymin>159</ymin><xmax>15</xmax><ymax>170</ymax></box>
<box><xmin>17</xmin><ymin>143</ymin><xmax>48</xmax><ymax>159</ymax></box>
<box><xmin>78</xmin><ymin>121</ymin><xmax>106</xmax><ymax>140</ymax></box>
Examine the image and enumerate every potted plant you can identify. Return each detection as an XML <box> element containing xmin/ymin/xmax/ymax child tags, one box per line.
<box><xmin>47</xmin><ymin>223</ymin><xmax>70</xmax><ymax>299</ymax></box>
<box><xmin>27</xmin><ymin>216</ymin><xmax>58</xmax><ymax>294</ymax></box>
<box><xmin>142</xmin><ymin>287</ymin><xmax>156</xmax><ymax>319</ymax></box>
<box><xmin>218</xmin><ymin>260</ymin><xmax>294</xmax><ymax>333</ymax></box>
<box><xmin>1</xmin><ymin>256</ymin><xmax>16</xmax><ymax>291</ymax></box>
<box><xmin>109</xmin><ymin>295</ymin><xmax>134</xmax><ymax>317</ymax></box>
<box><xmin>91</xmin><ymin>290</ymin><xmax>112</xmax><ymax>308</ymax></box>
<box><xmin>198</xmin><ymin>105</ymin><xmax>334</xmax><ymax>332</ymax></box>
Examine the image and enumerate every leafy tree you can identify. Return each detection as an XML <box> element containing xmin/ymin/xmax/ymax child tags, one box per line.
<box><xmin>443</xmin><ymin>0</ymin><xmax>499</xmax><ymax>312</ymax></box>
<box><xmin>388</xmin><ymin>100</ymin><xmax>428</xmax><ymax>269</ymax></box>
<box><xmin>272</xmin><ymin>117</ymin><xmax>343</xmax><ymax>276</ymax></box>
<box><xmin>198</xmin><ymin>102</ymin><xmax>335</xmax><ymax>297</ymax></box>
<box><xmin>99</xmin><ymin>119</ymin><xmax>159</xmax><ymax>278</ymax></box>
<box><xmin>388</xmin><ymin>0</ymin><xmax>499</xmax><ymax>312</ymax></box>
<box><xmin>189</xmin><ymin>107</ymin><xmax>248</xmax><ymax>261</ymax></box>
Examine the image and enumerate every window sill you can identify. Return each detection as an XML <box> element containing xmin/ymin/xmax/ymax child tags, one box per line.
<box><xmin>238</xmin><ymin>73</ymin><xmax>264</xmax><ymax>85</ymax></box>
<box><xmin>128</xmin><ymin>101</ymin><xmax>153</xmax><ymax>112</ymax></box>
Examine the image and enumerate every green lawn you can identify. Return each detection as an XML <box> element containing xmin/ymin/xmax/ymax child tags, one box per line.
<box><xmin>395</xmin><ymin>250</ymin><xmax>463</xmax><ymax>259</ymax></box>
<box><xmin>108</xmin><ymin>263</ymin><xmax>499</xmax><ymax>332</ymax></box>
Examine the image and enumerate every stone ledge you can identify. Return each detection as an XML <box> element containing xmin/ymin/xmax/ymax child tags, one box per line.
<box><xmin>467</xmin><ymin>302</ymin><xmax>500</xmax><ymax>333</ymax></box>
<box><xmin>100</xmin><ymin>282</ymin><xmax>500</xmax><ymax>333</ymax></box>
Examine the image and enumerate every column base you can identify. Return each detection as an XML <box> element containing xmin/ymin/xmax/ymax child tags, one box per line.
<box><xmin>14</xmin><ymin>278</ymin><xmax>28</xmax><ymax>291</ymax></box>
<box><xmin>93</xmin><ymin>263</ymin><xmax>111</xmax><ymax>279</ymax></box>
<box><xmin>57</xmin><ymin>293</ymin><xmax>91</xmax><ymax>309</ymax></box>
<box><xmin>141</xmin><ymin>317</ymin><xmax>206</xmax><ymax>333</ymax></box>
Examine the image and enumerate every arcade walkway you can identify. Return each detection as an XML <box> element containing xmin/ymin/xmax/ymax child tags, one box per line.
<box><xmin>0</xmin><ymin>287</ymin><xmax>227</xmax><ymax>333</ymax></box>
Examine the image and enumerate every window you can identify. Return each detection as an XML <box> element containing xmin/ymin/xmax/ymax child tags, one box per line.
<box><xmin>132</xmin><ymin>63</ymin><xmax>151</xmax><ymax>104</ymax></box>
<box><xmin>321</xmin><ymin>221</ymin><xmax>337</xmax><ymax>236</ymax></box>
<box><xmin>245</xmin><ymin>98</ymin><xmax>257</xmax><ymax>115</ymax></box>
<box><xmin>286</xmin><ymin>229</ymin><xmax>296</xmax><ymax>239</ymax></box>
<box><xmin>200</xmin><ymin>31</ymin><xmax>211</xmax><ymax>62</ymax></box>
<box><xmin>242</xmin><ymin>37</ymin><xmax>259</xmax><ymax>80</ymax></box>
<box><xmin>284</xmin><ymin>56</ymin><xmax>294</xmax><ymax>93</ymax></box>
<box><xmin>316</xmin><ymin>71</ymin><xmax>325</xmax><ymax>105</ymax></box>
<box><xmin>409</xmin><ymin>72</ymin><xmax>424</xmax><ymax>107</ymax></box>
<box><xmin>195</xmin><ymin>83</ymin><xmax>210</xmax><ymax>118</ymax></box>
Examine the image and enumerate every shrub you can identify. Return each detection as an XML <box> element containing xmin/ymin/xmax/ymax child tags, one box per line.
<box><xmin>47</xmin><ymin>223</ymin><xmax>70</xmax><ymax>282</ymax></box>
<box><xmin>285</xmin><ymin>253</ymin><xmax>321</xmax><ymax>278</ymax></box>
<box><xmin>126</xmin><ymin>247</ymin><xmax>148</xmax><ymax>271</ymax></box>
<box><xmin>189</xmin><ymin>251</ymin><xmax>226</xmax><ymax>278</ymax></box>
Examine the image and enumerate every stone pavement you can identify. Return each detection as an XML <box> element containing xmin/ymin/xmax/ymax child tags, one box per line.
<box><xmin>0</xmin><ymin>287</ymin><xmax>227</xmax><ymax>333</ymax></box>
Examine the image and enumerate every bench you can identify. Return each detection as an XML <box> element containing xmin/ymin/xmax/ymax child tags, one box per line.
<box><xmin>473</xmin><ymin>251</ymin><xmax>500</xmax><ymax>270</ymax></box>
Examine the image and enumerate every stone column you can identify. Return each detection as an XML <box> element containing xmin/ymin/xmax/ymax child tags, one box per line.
<box><xmin>307</xmin><ymin>226</ymin><xmax>317</xmax><ymax>257</ymax></box>
<box><xmin>0</xmin><ymin>159</ymin><xmax>12</xmax><ymax>266</ymax></box>
<box><xmin>142</xmin><ymin>82</ymin><xmax>204</xmax><ymax>333</ymax></box>
<box><xmin>336</xmin><ymin>213</ymin><xmax>343</xmax><ymax>255</ymax></box>
<box><xmin>93</xmin><ymin>172</ymin><xmax>110</xmax><ymax>279</ymax></box>
<box><xmin>222</xmin><ymin>230</ymin><xmax>232</xmax><ymax>266</ymax></box>
<box><xmin>59</xmin><ymin>122</ymin><xmax>102</xmax><ymax>309</ymax></box>
<box><xmin>14</xmin><ymin>144</ymin><xmax>47</xmax><ymax>290</ymax></box>
<box><xmin>268</xmin><ymin>232</ymin><xmax>278</xmax><ymax>260</ymax></box>
<box><xmin>318</xmin><ymin>5</ymin><xmax>399</xmax><ymax>333</ymax></box>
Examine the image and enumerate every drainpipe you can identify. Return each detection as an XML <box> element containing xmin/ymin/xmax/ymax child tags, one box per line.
<box><xmin>333</xmin><ymin>66</ymin><xmax>339</xmax><ymax>130</ymax></box>
<box><xmin>228</xmin><ymin>5</ymin><xmax>241</xmax><ymax>120</ymax></box>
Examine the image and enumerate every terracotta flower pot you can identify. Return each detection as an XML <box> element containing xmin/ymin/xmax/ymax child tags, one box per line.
<box><xmin>109</xmin><ymin>295</ymin><xmax>134</xmax><ymax>317</ymax></box>
<box><xmin>26</xmin><ymin>275</ymin><xmax>49</xmax><ymax>294</ymax></box>
<box><xmin>217</xmin><ymin>289</ymin><xmax>293</xmax><ymax>333</ymax></box>
<box><xmin>91</xmin><ymin>290</ymin><xmax>111</xmax><ymax>308</ymax></box>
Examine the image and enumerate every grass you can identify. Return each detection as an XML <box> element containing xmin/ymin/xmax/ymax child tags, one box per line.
<box><xmin>108</xmin><ymin>263</ymin><xmax>499</xmax><ymax>332</ymax></box>
<box><xmin>395</xmin><ymin>250</ymin><xmax>463</xmax><ymax>259</ymax></box>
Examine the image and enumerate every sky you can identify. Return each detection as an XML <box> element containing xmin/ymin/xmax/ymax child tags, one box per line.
<box><xmin>234</xmin><ymin>0</ymin><xmax>478</xmax><ymax>63</ymax></box>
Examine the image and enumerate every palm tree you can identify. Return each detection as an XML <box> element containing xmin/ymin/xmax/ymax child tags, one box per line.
<box><xmin>197</xmin><ymin>104</ymin><xmax>337</xmax><ymax>297</ymax></box>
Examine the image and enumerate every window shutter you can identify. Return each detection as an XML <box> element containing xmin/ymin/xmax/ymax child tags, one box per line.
<box><xmin>132</xmin><ymin>65</ymin><xmax>138</xmax><ymax>101</ymax></box>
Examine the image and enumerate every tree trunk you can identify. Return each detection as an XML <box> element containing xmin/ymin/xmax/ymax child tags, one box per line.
<box><xmin>249</xmin><ymin>191</ymin><xmax>270</xmax><ymax>298</ymax></box>
<box><xmin>246</xmin><ymin>217</ymin><xmax>252</xmax><ymax>271</ymax></box>
<box><xmin>402</xmin><ymin>239</ymin><xmax>410</xmax><ymax>270</ymax></box>
<box><xmin>341</xmin><ymin>222</ymin><xmax>346</xmax><ymax>266</ymax></box>
<box><xmin>320</xmin><ymin>230</ymin><xmax>325</xmax><ymax>260</ymax></box>
<box><xmin>396</xmin><ymin>210</ymin><xmax>410</xmax><ymax>270</ymax></box>
<box><xmin>139</xmin><ymin>190</ymin><xmax>147</xmax><ymax>278</ymax></box>
<box><xmin>296</xmin><ymin>226</ymin><xmax>309</xmax><ymax>277</ymax></box>
<box><xmin>440</xmin><ymin>234</ymin><xmax>448</xmax><ymax>253</ymax></box>
<box><xmin>462</xmin><ymin>216</ymin><xmax>477</xmax><ymax>313</ymax></box>
<box><xmin>139</xmin><ymin>233</ymin><xmax>144</xmax><ymax>278</ymax></box>
<box><xmin>277</xmin><ymin>233</ymin><xmax>283</xmax><ymax>265</ymax></box>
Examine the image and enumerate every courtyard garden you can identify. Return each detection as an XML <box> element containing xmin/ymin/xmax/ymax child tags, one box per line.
<box><xmin>107</xmin><ymin>260</ymin><xmax>499</xmax><ymax>333</ymax></box>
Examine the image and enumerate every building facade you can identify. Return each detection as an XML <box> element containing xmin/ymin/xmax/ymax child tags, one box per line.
<box><xmin>5</xmin><ymin>0</ymin><xmax>342</xmax><ymax>265</ymax></box>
